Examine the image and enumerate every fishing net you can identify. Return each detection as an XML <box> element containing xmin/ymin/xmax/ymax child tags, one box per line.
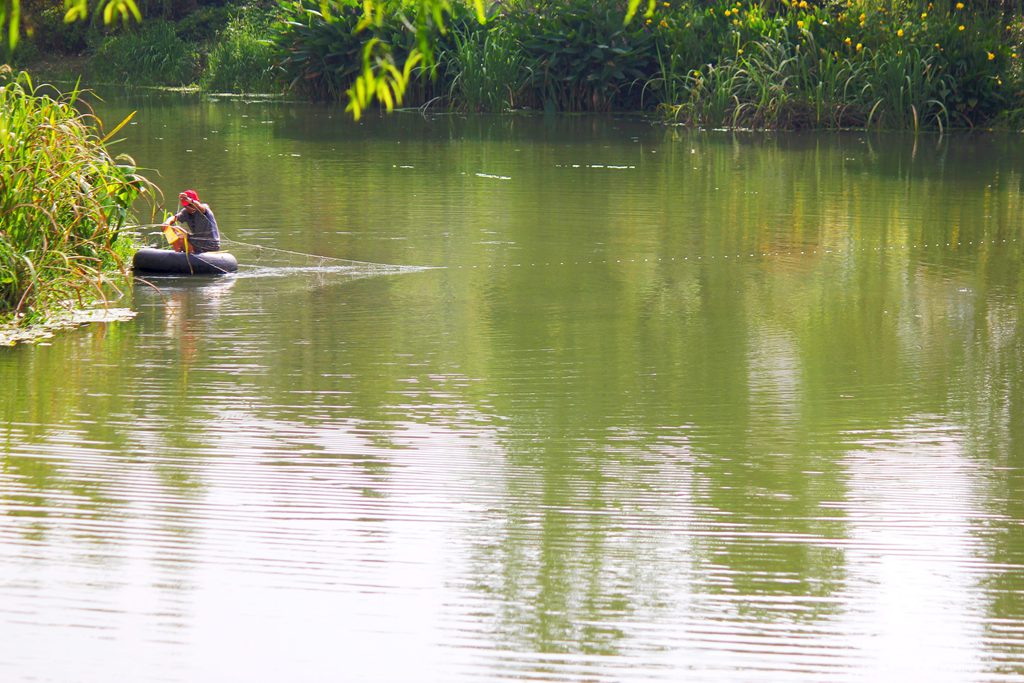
<box><xmin>130</xmin><ymin>224</ymin><xmax>426</xmax><ymax>278</ymax></box>
<box><xmin>220</xmin><ymin>236</ymin><xmax>421</xmax><ymax>277</ymax></box>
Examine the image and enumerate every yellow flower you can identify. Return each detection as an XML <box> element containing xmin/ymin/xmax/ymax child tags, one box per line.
<box><xmin>663</xmin><ymin>1</ymin><xmax>670</xmax><ymax>5</ymax></box>
<box><xmin>935</xmin><ymin>42</ymin><xmax>941</xmax><ymax>49</ymax></box>
<box><xmin>856</xmin><ymin>42</ymin><xmax>862</xmax><ymax>51</ymax></box>
<box><xmin>955</xmin><ymin>1</ymin><xmax>964</xmax><ymax>8</ymax></box>
<box><xmin>921</xmin><ymin>12</ymin><xmax>927</xmax><ymax>19</ymax></box>
<box><xmin>997</xmin><ymin>76</ymin><xmax>1003</xmax><ymax>85</ymax></box>
<box><xmin>1013</xmin><ymin>52</ymin><xmax>1019</xmax><ymax>59</ymax></box>
<box><xmin>958</xmin><ymin>24</ymin><xmax>965</xmax><ymax>31</ymax></box>
<box><xmin>724</xmin><ymin>8</ymin><xmax>730</xmax><ymax>16</ymax></box>
<box><xmin>988</xmin><ymin>51</ymin><xmax>995</xmax><ymax>60</ymax></box>
<box><xmin>797</xmin><ymin>19</ymin><xmax>804</xmax><ymax>28</ymax></box>
<box><xmin>660</xmin><ymin>19</ymin><xmax>668</xmax><ymax>27</ymax></box>
<box><xmin>733</xmin><ymin>18</ymin><xmax>740</xmax><ymax>25</ymax></box>
<box><xmin>798</xmin><ymin>0</ymin><xmax>808</xmax><ymax>8</ymax></box>
<box><xmin>738</xmin><ymin>48</ymin><xmax>744</xmax><ymax>54</ymax></box>
<box><xmin>646</xmin><ymin>18</ymin><xmax>652</xmax><ymax>24</ymax></box>
<box><xmin>859</xmin><ymin>12</ymin><xmax>866</xmax><ymax>21</ymax></box>
<box><xmin>844</xmin><ymin>36</ymin><xmax>852</xmax><ymax>45</ymax></box>
<box><xmin>897</xmin><ymin>28</ymin><xmax>904</xmax><ymax>37</ymax></box>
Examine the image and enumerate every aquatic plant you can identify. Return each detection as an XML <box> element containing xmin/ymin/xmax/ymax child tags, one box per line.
<box><xmin>0</xmin><ymin>68</ymin><xmax>151</xmax><ymax>324</ymax></box>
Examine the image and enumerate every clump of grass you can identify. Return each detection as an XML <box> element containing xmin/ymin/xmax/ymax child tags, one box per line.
<box><xmin>202</xmin><ymin>10</ymin><xmax>282</xmax><ymax>93</ymax></box>
<box><xmin>88</xmin><ymin>20</ymin><xmax>198</xmax><ymax>86</ymax></box>
<box><xmin>0</xmin><ymin>67</ymin><xmax>152</xmax><ymax>325</ymax></box>
<box><xmin>444</xmin><ymin>25</ymin><xmax>524</xmax><ymax>112</ymax></box>
<box><xmin>512</xmin><ymin>0</ymin><xmax>657</xmax><ymax>112</ymax></box>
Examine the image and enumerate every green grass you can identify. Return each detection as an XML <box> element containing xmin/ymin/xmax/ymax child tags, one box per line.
<box><xmin>88</xmin><ymin>20</ymin><xmax>198</xmax><ymax>87</ymax></box>
<box><xmin>201</xmin><ymin>10</ymin><xmax>282</xmax><ymax>93</ymax></box>
<box><xmin>444</xmin><ymin>25</ymin><xmax>524</xmax><ymax>112</ymax></box>
<box><xmin>0</xmin><ymin>67</ymin><xmax>151</xmax><ymax>324</ymax></box>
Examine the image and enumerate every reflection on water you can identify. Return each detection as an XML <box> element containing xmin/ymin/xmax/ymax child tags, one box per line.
<box><xmin>3</xmin><ymin>100</ymin><xmax>1024</xmax><ymax>682</ymax></box>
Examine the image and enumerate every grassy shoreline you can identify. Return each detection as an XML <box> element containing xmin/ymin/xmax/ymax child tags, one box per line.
<box><xmin>0</xmin><ymin>67</ymin><xmax>151</xmax><ymax>335</ymax></box>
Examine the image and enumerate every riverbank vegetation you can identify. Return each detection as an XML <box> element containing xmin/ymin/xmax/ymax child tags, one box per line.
<box><xmin>0</xmin><ymin>67</ymin><xmax>149</xmax><ymax>328</ymax></box>
<box><xmin>9</xmin><ymin>0</ymin><xmax>1024</xmax><ymax>128</ymax></box>
<box><xmin>8</xmin><ymin>0</ymin><xmax>1024</xmax><ymax>127</ymax></box>
<box><xmin>271</xmin><ymin>0</ymin><xmax>1024</xmax><ymax>129</ymax></box>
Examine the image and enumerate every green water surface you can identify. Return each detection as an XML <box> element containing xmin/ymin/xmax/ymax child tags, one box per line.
<box><xmin>2</xmin><ymin>94</ymin><xmax>1024</xmax><ymax>682</ymax></box>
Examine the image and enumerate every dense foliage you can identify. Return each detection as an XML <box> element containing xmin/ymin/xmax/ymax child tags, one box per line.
<box><xmin>88</xmin><ymin>20</ymin><xmax>199</xmax><ymax>85</ymax></box>
<box><xmin>201</xmin><ymin>10</ymin><xmax>279</xmax><ymax>91</ymax></box>
<box><xmin>270</xmin><ymin>0</ymin><xmax>1024</xmax><ymax>128</ymax></box>
<box><xmin>10</xmin><ymin>0</ymin><xmax>1024</xmax><ymax>126</ymax></box>
<box><xmin>0</xmin><ymin>68</ymin><xmax>149</xmax><ymax>324</ymax></box>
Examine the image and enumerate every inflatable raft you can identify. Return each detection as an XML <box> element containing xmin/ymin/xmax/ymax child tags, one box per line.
<box><xmin>132</xmin><ymin>247</ymin><xmax>238</xmax><ymax>276</ymax></box>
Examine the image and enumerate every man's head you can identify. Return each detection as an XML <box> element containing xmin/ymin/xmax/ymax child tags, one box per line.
<box><xmin>180</xmin><ymin>189</ymin><xmax>200</xmax><ymax>212</ymax></box>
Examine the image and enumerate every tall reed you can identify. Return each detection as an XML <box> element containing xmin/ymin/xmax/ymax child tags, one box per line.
<box><xmin>444</xmin><ymin>25</ymin><xmax>524</xmax><ymax>112</ymax></box>
<box><xmin>0</xmin><ymin>68</ymin><xmax>151</xmax><ymax>323</ymax></box>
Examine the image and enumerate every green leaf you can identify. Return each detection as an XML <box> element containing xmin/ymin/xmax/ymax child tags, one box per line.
<box><xmin>100</xmin><ymin>110</ymin><xmax>135</xmax><ymax>144</ymax></box>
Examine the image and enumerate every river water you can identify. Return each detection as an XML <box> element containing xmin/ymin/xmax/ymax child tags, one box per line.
<box><xmin>3</xmin><ymin>92</ymin><xmax>1024</xmax><ymax>682</ymax></box>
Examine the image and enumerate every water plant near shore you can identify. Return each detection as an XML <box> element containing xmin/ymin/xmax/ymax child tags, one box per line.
<box><xmin>0</xmin><ymin>68</ymin><xmax>151</xmax><ymax>325</ymax></box>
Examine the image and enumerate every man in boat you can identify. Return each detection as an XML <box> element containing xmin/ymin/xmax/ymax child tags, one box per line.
<box><xmin>164</xmin><ymin>190</ymin><xmax>221</xmax><ymax>253</ymax></box>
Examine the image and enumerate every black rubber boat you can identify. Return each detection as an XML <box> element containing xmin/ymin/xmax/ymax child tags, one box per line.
<box><xmin>132</xmin><ymin>247</ymin><xmax>238</xmax><ymax>276</ymax></box>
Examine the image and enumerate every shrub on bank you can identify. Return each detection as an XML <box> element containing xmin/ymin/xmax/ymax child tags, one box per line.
<box><xmin>201</xmin><ymin>10</ymin><xmax>280</xmax><ymax>92</ymax></box>
<box><xmin>272</xmin><ymin>0</ymin><xmax>368</xmax><ymax>101</ymax></box>
<box><xmin>88</xmin><ymin>20</ymin><xmax>199</xmax><ymax>86</ymax></box>
<box><xmin>657</xmin><ymin>0</ymin><xmax>1020</xmax><ymax>128</ymax></box>
<box><xmin>0</xmin><ymin>68</ymin><xmax>149</xmax><ymax>324</ymax></box>
<box><xmin>271</xmin><ymin>0</ymin><xmax>467</xmax><ymax>103</ymax></box>
<box><xmin>508</xmin><ymin>0</ymin><xmax>658</xmax><ymax>111</ymax></box>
